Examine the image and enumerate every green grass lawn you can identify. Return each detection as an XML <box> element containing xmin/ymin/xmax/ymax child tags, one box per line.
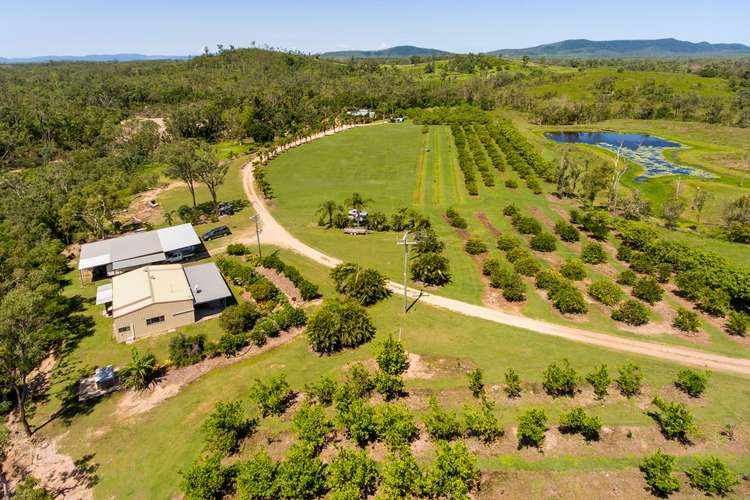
<box><xmin>41</xmin><ymin>244</ymin><xmax>750</xmax><ymax>499</ymax></box>
<box><xmin>263</xmin><ymin>122</ymin><xmax>750</xmax><ymax>359</ymax></box>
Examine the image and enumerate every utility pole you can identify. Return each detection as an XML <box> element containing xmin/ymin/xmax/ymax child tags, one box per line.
<box><xmin>250</xmin><ymin>214</ymin><xmax>262</xmax><ymax>257</ymax></box>
<box><xmin>396</xmin><ymin>231</ymin><xmax>418</xmax><ymax>313</ymax></box>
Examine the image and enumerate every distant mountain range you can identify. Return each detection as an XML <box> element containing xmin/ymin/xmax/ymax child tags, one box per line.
<box><xmin>319</xmin><ymin>45</ymin><xmax>451</xmax><ymax>59</ymax></box>
<box><xmin>0</xmin><ymin>53</ymin><xmax>191</xmax><ymax>64</ymax></box>
<box><xmin>488</xmin><ymin>38</ymin><xmax>750</xmax><ymax>58</ymax></box>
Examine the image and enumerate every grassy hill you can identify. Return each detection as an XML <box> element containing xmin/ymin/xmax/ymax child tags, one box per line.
<box><xmin>490</xmin><ymin>38</ymin><xmax>750</xmax><ymax>58</ymax></box>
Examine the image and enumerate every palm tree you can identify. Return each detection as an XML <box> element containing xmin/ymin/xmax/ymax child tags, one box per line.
<box><xmin>317</xmin><ymin>200</ymin><xmax>341</xmax><ymax>228</ymax></box>
<box><xmin>345</xmin><ymin>192</ymin><xmax>372</xmax><ymax>227</ymax></box>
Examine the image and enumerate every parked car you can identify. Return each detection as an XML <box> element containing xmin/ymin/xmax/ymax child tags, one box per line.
<box><xmin>217</xmin><ymin>202</ymin><xmax>234</xmax><ymax>216</ymax></box>
<box><xmin>201</xmin><ymin>225</ymin><xmax>231</xmax><ymax>241</ymax></box>
<box><xmin>147</xmin><ymin>199</ymin><xmax>159</xmax><ymax>208</ymax></box>
<box><xmin>165</xmin><ymin>249</ymin><xmax>195</xmax><ymax>263</ymax></box>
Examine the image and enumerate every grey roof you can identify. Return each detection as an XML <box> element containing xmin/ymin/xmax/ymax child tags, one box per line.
<box><xmin>111</xmin><ymin>252</ymin><xmax>166</xmax><ymax>271</ymax></box>
<box><xmin>95</xmin><ymin>283</ymin><xmax>113</xmax><ymax>305</ymax></box>
<box><xmin>184</xmin><ymin>262</ymin><xmax>232</xmax><ymax>305</ymax></box>
<box><xmin>79</xmin><ymin>224</ymin><xmax>199</xmax><ymax>270</ymax></box>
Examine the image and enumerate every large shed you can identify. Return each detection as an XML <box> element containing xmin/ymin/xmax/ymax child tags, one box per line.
<box><xmin>78</xmin><ymin>224</ymin><xmax>201</xmax><ymax>282</ymax></box>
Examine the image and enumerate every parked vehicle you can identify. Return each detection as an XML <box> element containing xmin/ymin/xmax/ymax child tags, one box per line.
<box><xmin>201</xmin><ymin>225</ymin><xmax>231</xmax><ymax>240</ymax></box>
<box><xmin>148</xmin><ymin>199</ymin><xmax>159</xmax><ymax>208</ymax></box>
<box><xmin>165</xmin><ymin>249</ymin><xmax>195</xmax><ymax>263</ymax></box>
<box><xmin>217</xmin><ymin>202</ymin><xmax>234</xmax><ymax>216</ymax></box>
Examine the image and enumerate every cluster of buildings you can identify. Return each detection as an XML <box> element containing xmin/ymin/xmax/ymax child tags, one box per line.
<box><xmin>81</xmin><ymin>224</ymin><xmax>232</xmax><ymax>343</ymax></box>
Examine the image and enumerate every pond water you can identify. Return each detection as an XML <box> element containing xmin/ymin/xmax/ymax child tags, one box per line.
<box><xmin>544</xmin><ymin>131</ymin><xmax>717</xmax><ymax>182</ymax></box>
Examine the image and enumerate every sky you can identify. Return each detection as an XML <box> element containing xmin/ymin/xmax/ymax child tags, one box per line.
<box><xmin>1</xmin><ymin>0</ymin><xmax>749</xmax><ymax>57</ymax></box>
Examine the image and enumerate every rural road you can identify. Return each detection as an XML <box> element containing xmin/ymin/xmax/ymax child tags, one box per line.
<box><xmin>240</xmin><ymin>128</ymin><xmax>750</xmax><ymax>378</ymax></box>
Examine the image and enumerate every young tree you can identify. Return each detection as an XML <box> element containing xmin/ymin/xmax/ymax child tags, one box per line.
<box><xmin>274</xmin><ymin>443</ymin><xmax>327</xmax><ymax>499</ymax></box>
<box><xmin>330</xmin><ymin>263</ymin><xmax>391</xmax><ymax>306</ymax></box>
<box><xmin>615</xmin><ymin>363</ymin><xmax>643</xmax><ymax>397</ymax></box>
<box><xmin>194</xmin><ymin>143</ymin><xmax>229</xmax><ymax>215</ymax></box>
<box><xmin>686</xmin><ymin>457</ymin><xmax>739</xmax><ymax>496</ymax></box>
<box><xmin>424</xmin><ymin>397</ymin><xmax>463</xmax><ymax>441</ymax></box>
<box><xmin>464</xmin><ymin>400</ymin><xmax>503</xmax><ymax>443</ymax></box>
<box><xmin>691</xmin><ymin>188</ymin><xmax>713</xmax><ymax>225</ymax></box>
<box><xmin>586</xmin><ymin>364</ymin><xmax>611</xmax><ymax>400</ymax></box>
<box><xmin>336</xmin><ymin>398</ymin><xmax>377</xmax><ymax>447</ymax></box>
<box><xmin>648</xmin><ymin>397</ymin><xmax>697</xmax><ymax>442</ymax></box>
<box><xmin>0</xmin><ymin>287</ymin><xmax>55</xmax><ymax>435</ymax></box>
<box><xmin>381</xmin><ymin>450</ymin><xmax>423</xmax><ymax>499</ymax></box>
<box><xmin>292</xmin><ymin>402</ymin><xmax>334</xmax><ymax>451</ymax></box>
<box><xmin>517</xmin><ymin>408</ymin><xmax>548</xmax><ymax>449</ymax></box>
<box><xmin>316</xmin><ymin>200</ymin><xmax>341</xmax><ymax>228</ymax></box>
<box><xmin>673</xmin><ymin>307</ymin><xmax>700</xmax><ymax>333</ymax></box>
<box><xmin>304</xmin><ymin>375</ymin><xmax>338</xmax><ymax>406</ymax></box>
<box><xmin>423</xmin><ymin>440</ymin><xmax>480</xmax><ymax>498</ymax></box>
<box><xmin>326</xmin><ymin>448</ymin><xmax>380</xmax><ymax>499</ymax></box>
<box><xmin>305</xmin><ymin>299</ymin><xmax>376</xmax><ymax>354</ymax></box>
<box><xmin>249</xmin><ymin>373</ymin><xmax>293</xmax><ymax>417</ymax></box>
<box><xmin>376</xmin><ymin>336</ymin><xmax>409</xmax><ymax>376</ymax></box>
<box><xmin>674</xmin><ymin>369</ymin><xmax>709</xmax><ymax>398</ymax></box>
<box><xmin>661</xmin><ymin>196</ymin><xmax>687</xmax><ymax>229</ymax></box>
<box><xmin>542</xmin><ymin>359</ymin><xmax>579</xmax><ymax>397</ymax></box>
<box><xmin>558</xmin><ymin>407</ymin><xmax>602</xmax><ymax>442</ymax></box>
<box><xmin>375</xmin><ymin>403</ymin><xmax>418</xmax><ymax>451</ymax></box>
<box><xmin>639</xmin><ymin>450</ymin><xmax>680</xmax><ymax>497</ymax></box>
<box><xmin>158</xmin><ymin>139</ymin><xmax>201</xmax><ymax>207</ymax></box>
<box><xmin>202</xmin><ymin>400</ymin><xmax>254</xmax><ymax>455</ymax></box>
<box><xmin>235</xmin><ymin>451</ymin><xmax>278</xmax><ymax>500</ymax></box>
<box><xmin>180</xmin><ymin>455</ymin><xmax>231</xmax><ymax>500</ymax></box>
<box><xmin>504</xmin><ymin>368</ymin><xmax>522</xmax><ymax>398</ymax></box>
<box><xmin>467</xmin><ymin>368</ymin><xmax>485</xmax><ymax>398</ymax></box>
<box><xmin>121</xmin><ymin>349</ymin><xmax>159</xmax><ymax>391</ymax></box>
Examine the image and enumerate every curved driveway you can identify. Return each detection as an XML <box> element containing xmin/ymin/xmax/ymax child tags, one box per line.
<box><xmin>240</xmin><ymin>129</ymin><xmax>750</xmax><ymax>377</ymax></box>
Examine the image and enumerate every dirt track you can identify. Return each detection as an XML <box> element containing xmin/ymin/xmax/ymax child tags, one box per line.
<box><xmin>241</xmin><ymin>127</ymin><xmax>750</xmax><ymax>378</ymax></box>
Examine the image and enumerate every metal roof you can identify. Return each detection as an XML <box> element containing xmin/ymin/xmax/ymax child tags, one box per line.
<box><xmin>79</xmin><ymin>224</ymin><xmax>199</xmax><ymax>270</ymax></box>
<box><xmin>95</xmin><ymin>284</ymin><xmax>113</xmax><ymax>305</ymax></box>
<box><xmin>111</xmin><ymin>252</ymin><xmax>166</xmax><ymax>271</ymax></box>
<box><xmin>111</xmin><ymin>264</ymin><xmax>193</xmax><ymax>318</ymax></box>
<box><xmin>184</xmin><ymin>262</ymin><xmax>232</xmax><ymax>305</ymax></box>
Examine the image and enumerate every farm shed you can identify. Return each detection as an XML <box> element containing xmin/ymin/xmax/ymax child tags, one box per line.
<box><xmin>78</xmin><ymin>223</ymin><xmax>201</xmax><ymax>283</ymax></box>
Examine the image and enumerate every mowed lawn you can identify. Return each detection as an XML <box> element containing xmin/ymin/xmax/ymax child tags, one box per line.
<box><xmin>264</xmin><ymin>122</ymin><xmax>750</xmax><ymax>359</ymax></box>
<box><xmin>46</xmin><ymin>246</ymin><xmax>750</xmax><ymax>499</ymax></box>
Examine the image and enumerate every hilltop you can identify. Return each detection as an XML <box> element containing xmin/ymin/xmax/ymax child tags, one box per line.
<box><xmin>489</xmin><ymin>38</ymin><xmax>750</xmax><ymax>58</ymax></box>
<box><xmin>319</xmin><ymin>45</ymin><xmax>450</xmax><ymax>59</ymax></box>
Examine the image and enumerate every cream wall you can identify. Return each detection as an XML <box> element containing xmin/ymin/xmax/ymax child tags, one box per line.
<box><xmin>113</xmin><ymin>300</ymin><xmax>195</xmax><ymax>342</ymax></box>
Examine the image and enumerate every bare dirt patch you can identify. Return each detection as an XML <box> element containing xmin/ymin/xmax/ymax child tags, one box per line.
<box><xmin>256</xmin><ymin>267</ymin><xmax>303</xmax><ymax>304</ymax></box>
<box><xmin>115</xmin><ymin>328</ymin><xmax>302</xmax><ymax>418</ymax></box>
<box><xmin>120</xmin><ymin>180</ymin><xmax>184</xmax><ymax>226</ymax></box>
<box><xmin>476</xmin><ymin>212</ymin><xmax>501</xmax><ymax>238</ymax></box>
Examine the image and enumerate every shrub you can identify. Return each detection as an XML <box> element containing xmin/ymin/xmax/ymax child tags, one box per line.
<box><xmin>586</xmin><ymin>364</ymin><xmax>610</xmax><ymax>399</ymax></box>
<box><xmin>498</xmin><ymin>271</ymin><xmax>526</xmax><ymax>301</ymax></box>
<box><xmin>202</xmin><ymin>400</ymin><xmax>254</xmax><ymax>455</ymax></box>
<box><xmin>526</xmin><ymin>177</ymin><xmax>542</xmax><ymax>194</ymax></box>
<box><xmin>558</xmin><ymin>407</ymin><xmax>602</xmax><ymax>442</ymax></box>
<box><xmin>180</xmin><ymin>455</ymin><xmax>230</xmax><ymax>500</ymax></box>
<box><xmin>656</xmin><ymin>262</ymin><xmax>672</xmax><ymax>283</ymax></box>
<box><xmin>514</xmin><ymin>215</ymin><xmax>543</xmax><ymax>235</ymax></box>
<box><xmin>336</xmin><ymin>398</ymin><xmax>377</xmax><ymax>447</ymax></box>
<box><xmin>632</xmin><ymin>276</ymin><xmax>664</xmax><ymax>304</ymax></box>
<box><xmin>169</xmin><ymin>333</ymin><xmax>206</xmax><ymax>367</ymax></box>
<box><xmin>326</xmin><ymin>448</ymin><xmax>380</xmax><ymax>499</ymax></box>
<box><xmin>227</xmin><ymin>243</ymin><xmax>252</xmax><ymax>255</ymax></box>
<box><xmin>649</xmin><ymin>397</ymin><xmax>697</xmax><ymax>442</ymax></box>
<box><xmin>569</xmin><ymin>208</ymin><xmax>583</xmax><ymax>224</ymax></box>
<box><xmin>247</xmin><ymin>278</ymin><xmax>280</xmax><ymax>304</ymax></box>
<box><xmin>445</xmin><ymin>207</ymin><xmax>468</xmax><ymax>229</ymax></box>
<box><xmin>542</xmin><ymin>359</ymin><xmax>579</xmax><ymax>397</ymax></box>
<box><xmin>675</xmin><ymin>369</ymin><xmax>709</xmax><ymax>397</ymax></box>
<box><xmin>293</xmin><ymin>402</ymin><xmax>334</xmax><ymax>450</ymax></box>
<box><xmin>517</xmin><ymin>409</ymin><xmax>548</xmax><ymax>449</ymax></box>
<box><xmin>345</xmin><ymin>363</ymin><xmax>375</xmax><ymax>399</ymax></box>
<box><xmin>615</xmin><ymin>363</ymin><xmax>643</xmax><ymax>397</ymax></box>
<box><xmin>588</xmin><ymin>278</ymin><xmax>624</xmax><ymax>306</ymax></box>
<box><xmin>617</xmin><ymin>270</ymin><xmax>638</xmax><ymax>286</ymax></box>
<box><xmin>424</xmin><ymin>397</ymin><xmax>463</xmax><ymax>441</ymax></box>
<box><xmin>504</xmin><ymin>178</ymin><xmax>518</xmax><ymax>188</ymax></box>
<box><xmin>503</xmin><ymin>203</ymin><xmax>519</xmax><ymax>216</ymax></box>
<box><xmin>236</xmin><ymin>451</ymin><xmax>278</xmax><ymax>500</ymax></box>
<box><xmin>274</xmin><ymin>443</ymin><xmax>326</xmax><ymax>499</ymax></box>
<box><xmin>726</xmin><ymin>310</ymin><xmax>749</xmax><ymax>336</ymax></box>
<box><xmin>375</xmin><ymin>371</ymin><xmax>405</xmax><ymax>401</ymax></box>
<box><xmin>217</xmin><ymin>332</ymin><xmax>248</xmax><ymax>355</ymax></box>
<box><xmin>375</xmin><ymin>403</ymin><xmax>418</xmax><ymax>451</ymax></box>
<box><xmin>673</xmin><ymin>307</ymin><xmax>700</xmax><ymax>333</ymax></box>
<box><xmin>467</xmin><ymin>368</ymin><xmax>484</xmax><ymax>398</ymax></box>
<box><xmin>639</xmin><ymin>451</ymin><xmax>680</xmax><ymax>497</ymax></box>
<box><xmin>251</xmin><ymin>316</ymin><xmax>280</xmax><ymax>342</ymax></box>
<box><xmin>580</xmin><ymin>211</ymin><xmax>609</xmax><ymax>239</ymax></box>
<box><xmin>305</xmin><ymin>299</ymin><xmax>376</xmax><ymax>354</ymax></box>
<box><xmin>376</xmin><ymin>336</ymin><xmax>409</xmax><ymax>376</ymax></box>
<box><xmin>424</xmin><ymin>440</ymin><xmax>480</xmax><ymax>498</ymax></box>
<box><xmin>504</xmin><ymin>368</ymin><xmax>522</xmax><ymax>398</ymax></box>
<box><xmin>330</xmin><ymin>263</ymin><xmax>391</xmax><ymax>306</ymax></box>
<box><xmin>410</xmin><ymin>252</ymin><xmax>451</xmax><ymax>286</ymax></box>
<box><xmin>686</xmin><ymin>457</ymin><xmax>739</xmax><ymax>496</ymax></box>
<box><xmin>611</xmin><ymin>300</ymin><xmax>650</xmax><ymax>326</ymax></box>
<box><xmin>271</xmin><ymin>305</ymin><xmax>306</xmax><ymax>331</ymax></box>
<box><xmin>554</xmin><ymin>220</ymin><xmax>580</xmax><ymax>242</ymax></box>
<box><xmin>629</xmin><ymin>252</ymin><xmax>657</xmax><ymax>275</ymax></box>
<box><xmin>530</xmin><ymin>232</ymin><xmax>557</xmax><ymax>252</ymax></box>
<box><xmin>482</xmin><ymin>258</ymin><xmax>502</xmax><ymax>276</ymax></box>
<box><xmin>220</xmin><ymin>302</ymin><xmax>261</xmax><ymax>336</ymax></box>
<box><xmin>560</xmin><ymin>259</ymin><xmax>586</xmax><ymax>281</ymax></box>
<box><xmin>549</xmin><ymin>283</ymin><xmax>588</xmax><ymax>314</ymax></box>
<box><xmin>497</xmin><ymin>234</ymin><xmax>522</xmax><ymax>251</ymax></box>
<box><xmin>514</xmin><ymin>256</ymin><xmax>541</xmax><ymax>277</ymax></box>
<box><xmin>581</xmin><ymin>242</ymin><xmax>607</xmax><ymax>264</ymax></box>
<box><xmin>382</xmin><ymin>450</ymin><xmax>423</xmax><ymax>499</ymax></box>
<box><xmin>121</xmin><ymin>349</ymin><xmax>159</xmax><ymax>390</ymax></box>
<box><xmin>535</xmin><ymin>268</ymin><xmax>565</xmax><ymax>290</ymax></box>
<box><xmin>305</xmin><ymin>375</ymin><xmax>338</xmax><ymax>406</ymax></box>
<box><xmin>249</xmin><ymin>373</ymin><xmax>293</xmax><ymax>417</ymax></box>
<box><xmin>366</xmin><ymin>210</ymin><xmax>390</xmax><ymax>231</ymax></box>
<box><xmin>464</xmin><ymin>238</ymin><xmax>488</xmax><ymax>255</ymax></box>
<box><xmin>696</xmin><ymin>287</ymin><xmax>731</xmax><ymax>317</ymax></box>
<box><xmin>463</xmin><ymin>402</ymin><xmax>503</xmax><ymax>443</ymax></box>
<box><xmin>505</xmin><ymin>246</ymin><xmax>531</xmax><ymax>264</ymax></box>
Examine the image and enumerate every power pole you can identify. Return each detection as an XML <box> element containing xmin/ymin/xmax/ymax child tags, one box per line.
<box><xmin>250</xmin><ymin>214</ymin><xmax>262</xmax><ymax>257</ymax></box>
<box><xmin>396</xmin><ymin>231</ymin><xmax>418</xmax><ymax>313</ymax></box>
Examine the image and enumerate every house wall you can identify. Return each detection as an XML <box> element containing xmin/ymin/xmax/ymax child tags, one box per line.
<box><xmin>113</xmin><ymin>300</ymin><xmax>195</xmax><ymax>342</ymax></box>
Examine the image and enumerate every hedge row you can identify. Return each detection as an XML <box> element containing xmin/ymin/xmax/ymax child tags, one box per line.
<box><xmin>253</xmin><ymin>166</ymin><xmax>274</xmax><ymax>199</ymax></box>
<box><xmin>493</xmin><ymin>121</ymin><xmax>555</xmax><ymax>182</ymax></box>
<box><xmin>473</xmin><ymin>123</ymin><xmax>507</xmax><ymax>172</ymax></box>
<box><xmin>259</xmin><ymin>252</ymin><xmax>321</xmax><ymax>301</ymax></box>
<box><xmin>450</xmin><ymin>124</ymin><xmax>479</xmax><ymax>195</ymax></box>
<box><xmin>463</xmin><ymin>125</ymin><xmax>495</xmax><ymax>187</ymax></box>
